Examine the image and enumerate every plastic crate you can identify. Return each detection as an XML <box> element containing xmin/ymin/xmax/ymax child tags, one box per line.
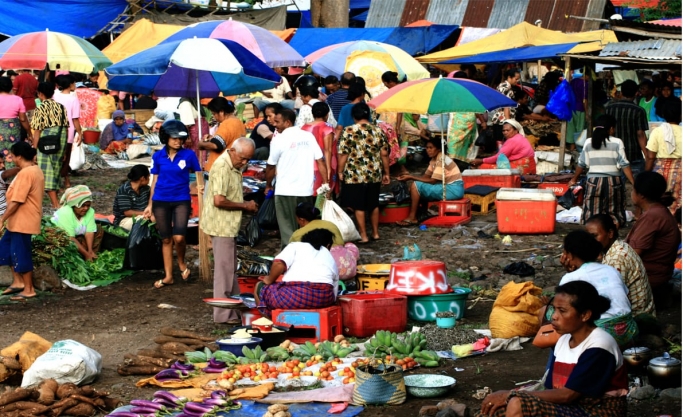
<box><xmin>496</xmin><ymin>188</ymin><xmax>557</xmax><ymax>234</ymax></box>
<box><xmin>378</xmin><ymin>203</ymin><xmax>410</xmax><ymax>223</ymax></box>
<box><xmin>538</xmin><ymin>182</ymin><xmax>569</xmax><ymax>196</ymax></box>
<box><xmin>338</xmin><ymin>293</ymin><xmax>408</xmax><ymax>337</ymax></box>
<box><xmin>462</xmin><ymin>169</ymin><xmax>521</xmax><ymax>189</ymax></box>
<box><xmin>238</xmin><ymin>276</ymin><xmax>259</xmax><ymax>294</ymax></box>
<box><xmin>357</xmin><ymin>276</ymin><xmax>389</xmax><ymax>291</ymax></box>
<box><xmin>271</xmin><ymin>306</ymin><xmax>342</xmax><ymax>343</ymax></box>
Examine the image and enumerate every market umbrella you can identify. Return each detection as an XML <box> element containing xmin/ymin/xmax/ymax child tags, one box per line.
<box><xmin>0</xmin><ymin>30</ymin><xmax>112</xmax><ymax>73</ymax></box>
<box><xmin>306</xmin><ymin>41</ymin><xmax>430</xmax><ymax>97</ymax></box>
<box><xmin>161</xmin><ymin>19</ymin><xmax>305</xmax><ymax>68</ymax></box>
<box><xmin>106</xmin><ymin>37</ymin><xmax>280</xmax><ymax>281</ymax></box>
<box><xmin>368</xmin><ymin>77</ymin><xmax>517</xmax><ymax>200</ymax></box>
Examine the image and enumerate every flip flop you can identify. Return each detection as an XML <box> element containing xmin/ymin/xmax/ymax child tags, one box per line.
<box><xmin>181</xmin><ymin>268</ymin><xmax>191</xmax><ymax>282</ymax></box>
<box><xmin>10</xmin><ymin>294</ymin><xmax>36</xmax><ymax>301</ymax></box>
<box><xmin>396</xmin><ymin>220</ymin><xmax>418</xmax><ymax>227</ymax></box>
<box><xmin>2</xmin><ymin>287</ymin><xmax>24</xmax><ymax>296</ymax></box>
<box><xmin>154</xmin><ymin>279</ymin><xmax>174</xmax><ymax>289</ymax></box>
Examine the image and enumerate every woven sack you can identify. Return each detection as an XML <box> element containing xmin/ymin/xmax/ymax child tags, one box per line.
<box><xmin>352</xmin><ymin>364</ymin><xmax>405</xmax><ymax>405</ymax></box>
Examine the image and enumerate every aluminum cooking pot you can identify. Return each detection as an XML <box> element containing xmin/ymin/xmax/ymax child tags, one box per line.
<box><xmin>647</xmin><ymin>352</ymin><xmax>681</xmax><ymax>389</ymax></box>
<box><xmin>623</xmin><ymin>346</ymin><xmax>651</xmax><ymax>369</ymax></box>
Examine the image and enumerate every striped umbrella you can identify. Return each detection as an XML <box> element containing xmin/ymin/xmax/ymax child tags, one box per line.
<box><xmin>162</xmin><ymin>19</ymin><xmax>305</xmax><ymax>68</ymax></box>
<box><xmin>368</xmin><ymin>77</ymin><xmax>516</xmax><ymax>200</ymax></box>
<box><xmin>306</xmin><ymin>41</ymin><xmax>429</xmax><ymax>97</ymax></box>
<box><xmin>0</xmin><ymin>30</ymin><xmax>111</xmax><ymax>74</ymax></box>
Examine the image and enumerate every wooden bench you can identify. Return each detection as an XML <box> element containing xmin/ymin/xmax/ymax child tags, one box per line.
<box><xmin>465</xmin><ymin>191</ymin><xmax>497</xmax><ymax>215</ymax></box>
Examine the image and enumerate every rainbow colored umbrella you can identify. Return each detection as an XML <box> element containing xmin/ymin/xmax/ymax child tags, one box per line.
<box><xmin>162</xmin><ymin>19</ymin><xmax>305</xmax><ymax>68</ymax></box>
<box><xmin>306</xmin><ymin>41</ymin><xmax>429</xmax><ymax>97</ymax></box>
<box><xmin>0</xmin><ymin>30</ymin><xmax>112</xmax><ymax>74</ymax></box>
<box><xmin>368</xmin><ymin>78</ymin><xmax>516</xmax><ymax>200</ymax></box>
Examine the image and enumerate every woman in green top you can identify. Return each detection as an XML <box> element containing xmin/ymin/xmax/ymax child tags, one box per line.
<box><xmin>51</xmin><ymin>185</ymin><xmax>101</xmax><ymax>261</ymax></box>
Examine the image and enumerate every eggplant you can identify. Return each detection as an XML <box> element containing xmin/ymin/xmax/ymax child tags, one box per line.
<box><xmin>130</xmin><ymin>400</ymin><xmax>167</xmax><ymax>411</ymax></box>
<box><xmin>106</xmin><ymin>413</ymin><xmax>142</xmax><ymax>417</ymax></box>
<box><xmin>210</xmin><ymin>390</ymin><xmax>227</xmax><ymax>399</ymax></box>
<box><xmin>201</xmin><ymin>398</ymin><xmax>227</xmax><ymax>407</ymax></box>
<box><xmin>153</xmin><ymin>390</ymin><xmax>186</xmax><ymax>405</ymax></box>
<box><xmin>184</xmin><ymin>401</ymin><xmax>217</xmax><ymax>415</ymax></box>
<box><xmin>202</xmin><ymin>366</ymin><xmax>225</xmax><ymax>373</ymax></box>
<box><xmin>171</xmin><ymin>361</ymin><xmax>196</xmax><ymax>371</ymax></box>
<box><xmin>154</xmin><ymin>369</ymin><xmax>188</xmax><ymax>381</ymax></box>
<box><xmin>129</xmin><ymin>407</ymin><xmax>157</xmax><ymax>415</ymax></box>
<box><xmin>207</xmin><ymin>358</ymin><xmax>226</xmax><ymax>368</ymax></box>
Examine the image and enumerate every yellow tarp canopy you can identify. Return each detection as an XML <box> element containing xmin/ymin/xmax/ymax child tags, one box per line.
<box><xmin>418</xmin><ymin>22</ymin><xmax>617</xmax><ymax>63</ymax></box>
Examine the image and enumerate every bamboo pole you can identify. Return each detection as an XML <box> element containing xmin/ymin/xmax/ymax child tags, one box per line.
<box><xmin>557</xmin><ymin>56</ymin><xmax>571</xmax><ymax>172</ymax></box>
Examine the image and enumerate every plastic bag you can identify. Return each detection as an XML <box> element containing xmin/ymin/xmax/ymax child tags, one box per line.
<box><xmin>239</xmin><ymin>216</ymin><xmax>261</xmax><ymax>247</ymax></box>
<box><xmin>489</xmin><ymin>281</ymin><xmax>543</xmax><ymax>339</ymax></box>
<box><xmin>21</xmin><ymin>340</ymin><xmax>102</xmax><ymax>387</ymax></box>
<box><xmin>322</xmin><ymin>199</ymin><xmax>361</xmax><ymax>242</ymax></box>
<box><xmin>256</xmin><ymin>193</ymin><xmax>277</xmax><ymax>230</ymax></box>
<box><xmin>402</xmin><ymin>243</ymin><xmax>422</xmax><ymax>260</ymax></box>
<box><xmin>496</xmin><ymin>153</ymin><xmax>511</xmax><ymax>169</ymax></box>
<box><xmin>330</xmin><ymin>243</ymin><xmax>360</xmax><ymax>280</ymax></box>
<box><xmin>392</xmin><ymin>182</ymin><xmax>410</xmax><ymax>204</ymax></box>
<box><xmin>503</xmin><ymin>261</ymin><xmax>536</xmax><ymax>277</ymax></box>
<box><xmin>557</xmin><ymin>188</ymin><xmax>575</xmax><ymax>210</ymax></box>
<box><xmin>69</xmin><ymin>140</ymin><xmax>85</xmax><ymax>171</ymax></box>
<box><xmin>546</xmin><ymin>80</ymin><xmax>575</xmax><ymax>121</ymax></box>
<box><xmin>123</xmin><ymin>220</ymin><xmax>164</xmax><ymax>270</ymax></box>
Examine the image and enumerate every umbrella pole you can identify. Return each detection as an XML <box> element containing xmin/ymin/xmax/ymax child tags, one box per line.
<box><xmin>195</xmin><ymin>70</ymin><xmax>211</xmax><ymax>283</ymax></box>
<box><xmin>440</xmin><ymin>113</ymin><xmax>446</xmax><ymax>201</ymax></box>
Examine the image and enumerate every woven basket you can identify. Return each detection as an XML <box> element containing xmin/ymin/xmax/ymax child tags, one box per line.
<box><xmin>352</xmin><ymin>364</ymin><xmax>406</xmax><ymax>405</ymax></box>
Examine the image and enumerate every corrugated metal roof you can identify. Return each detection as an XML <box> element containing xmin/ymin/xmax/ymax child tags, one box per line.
<box><xmin>365</xmin><ymin>0</ymin><xmax>407</xmax><ymax>27</ymax></box>
<box><xmin>599</xmin><ymin>39</ymin><xmax>682</xmax><ymax>60</ymax></box>
<box><xmin>487</xmin><ymin>0</ymin><xmax>529</xmax><ymax>29</ymax></box>
<box><xmin>425</xmin><ymin>0</ymin><xmax>469</xmax><ymax>26</ymax></box>
<box><xmin>400</xmin><ymin>0</ymin><xmax>429</xmax><ymax>27</ymax></box>
<box><xmin>462</xmin><ymin>0</ymin><xmax>494</xmax><ymax>27</ymax></box>
<box><xmin>366</xmin><ymin>0</ymin><xmax>607</xmax><ymax>31</ymax></box>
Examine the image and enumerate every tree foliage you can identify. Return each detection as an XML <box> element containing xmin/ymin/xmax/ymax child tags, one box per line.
<box><xmin>639</xmin><ymin>0</ymin><xmax>682</xmax><ymax>21</ymax></box>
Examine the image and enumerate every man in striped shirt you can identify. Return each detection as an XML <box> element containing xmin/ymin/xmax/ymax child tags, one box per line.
<box><xmin>326</xmin><ymin>72</ymin><xmax>355</xmax><ymax>120</ymax></box>
<box><xmin>605</xmin><ymin>80</ymin><xmax>649</xmax><ymax>177</ymax></box>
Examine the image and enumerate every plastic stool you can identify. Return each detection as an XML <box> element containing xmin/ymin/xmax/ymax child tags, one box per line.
<box><xmin>421</xmin><ymin>198</ymin><xmax>472</xmax><ymax>227</ymax></box>
<box><xmin>271</xmin><ymin>305</ymin><xmax>342</xmax><ymax>343</ymax></box>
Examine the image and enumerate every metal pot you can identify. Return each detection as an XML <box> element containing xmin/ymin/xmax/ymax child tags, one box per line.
<box><xmin>647</xmin><ymin>352</ymin><xmax>682</xmax><ymax>389</ymax></box>
<box><xmin>623</xmin><ymin>346</ymin><xmax>651</xmax><ymax>369</ymax></box>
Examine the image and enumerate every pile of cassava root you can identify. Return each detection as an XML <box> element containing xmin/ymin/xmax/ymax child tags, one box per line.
<box><xmin>117</xmin><ymin>327</ymin><xmax>216</xmax><ymax>376</ymax></box>
<box><xmin>0</xmin><ymin>380</ymin><xmax>122</xmax><ymax>416</ymax></box>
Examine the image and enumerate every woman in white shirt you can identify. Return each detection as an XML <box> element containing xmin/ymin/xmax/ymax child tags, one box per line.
<box><xmin>255</xmin><ymin>228</ymin><xmax>339</xmax><ymax>312</ymax></box>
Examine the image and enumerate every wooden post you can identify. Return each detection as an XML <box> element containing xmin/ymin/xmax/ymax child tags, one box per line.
<box><xmin>310</xmin><ymin>0</ymin><xmax>322</xmax><ymax>27</ymax></box>
<box><xmin>585</xmin><ymin>66</ymin><xmax>593</xmax><ymax>135</ymax></box>
<box><xmin>196</xmin><ymin>174</ymin><xmax>212</xmax><ymax>282</ymax></box>
<box><xmin>557</xmin><ymin>56</ymin><xmax>571</xmax><ymax>172</ymax></box>
<box><xmin>322</xmin><ymin>0</ymin><xmax>349</xmax><ymax>28</ymax></box>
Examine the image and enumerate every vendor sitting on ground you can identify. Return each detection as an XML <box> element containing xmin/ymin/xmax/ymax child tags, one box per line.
<box><xmin>480</xmin><ymin>280</ymin><xmax>627</xmax><ymax>417</ymax></box>
<box><xmin>396</xmin><ymin>137</ymin><xmax>464</xmax><ymax>226</ymax></box>
<box><xmin>556</xmin><ymin>230</ymin><xmax>638</xmax><ymax>348</ymax></box>
<box><xmin>256</xmin><ymin>228</ymin><xmax>339</xmax><ymax>312</ymax></box>
<box><xmin>471</xmin><ymin>119</ymin><xmax>536</xmax><ymax>175</ymax></box>
<box><xmin>113</xmin><ymin>164</ymin><xmax>153</xmax><ymax>230</ymax></box>
<box><xmin>291</xmin><ymin>202</ymin><xmax>359</xmax><ymax>283</ymax></box>
<box><xmin>51</xmin><ymin>185</ymin><xmax>102</xmax><ymax>261</ymax></box>
<box><xmin>100</xmin><ymin>110</ymin><xmax>132</xmax><ymax>153</ymax></box>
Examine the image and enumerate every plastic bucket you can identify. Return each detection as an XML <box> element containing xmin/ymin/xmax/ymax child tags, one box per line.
<box><xmin>82</xmin><ymin>130</ymin><xmax>101</xmax><ymax>144</ymax></box>
<box><xmin>407</xmin><ymin>287</ymin><xmax>472</xmax><ymax>321</ymax></box>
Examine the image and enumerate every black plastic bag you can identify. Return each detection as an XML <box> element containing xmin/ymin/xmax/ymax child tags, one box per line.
<box><xmin>392</xmin><ymin>182</ymin><xmax>410</xmax><ymax>204</ymax></box>
<box><xmin>237</xmin><ymin>216</ymin><xmax>261</xmax><ymax>248</ymax></box>
<box><xmin>123</xmin><ymin>220</ymin><xmax>164</xmax><ymax>270</ymax></box>
<box><xmin>503</xmin><ymin>261</ymin><xmax>536</xmax><ymax>277</ymax></box>
<box><xmin>256</xmin><ymin>195</ymin><xmax>278</xmax><ymax>230</ymax></box>
<box><xmin>558</xmin><ymin>188</ymin><xmax>575</xmax><ymax>210</ymax></box>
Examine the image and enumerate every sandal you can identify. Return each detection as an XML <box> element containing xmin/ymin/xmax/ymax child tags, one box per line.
<box><xmin>181</xmin><ymin>268</ymin><xmax>191</xmax><ymax>282</ymax></box>
<box><xmin>396</xmin><ymin>219</ymin><xmax>418</xmax><ymax>227</ymax></box>
<box><xmin>154</xmin><ymin>279</ymin><xmax>174</xmax><ymax>289</ymax></box>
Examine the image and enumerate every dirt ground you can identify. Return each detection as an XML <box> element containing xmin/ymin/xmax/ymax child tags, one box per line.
<box><xmin>1</xmin><ymin>166</ymin><xmax>681</xmax><ymax>417</ymax></box>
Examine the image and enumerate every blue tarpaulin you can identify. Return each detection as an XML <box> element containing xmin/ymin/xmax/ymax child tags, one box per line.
<box><xmin>0</xmin><ymin>0</ymin><xmax>128</xmax><ymax>38</ymax></box>
<box><xmin>115</xmin><ymin>401</ymin><xmax>364</xmax><ymax>417</ymax></box>
<box><xmin>440</xmin><ymin>43</ymin><xmax>579</xmax><ymax>64</ymax></box>
<box><xmin>290</xmin><ymin>26</ymin><xmax>459</xmax><ymax>57</ymax></box>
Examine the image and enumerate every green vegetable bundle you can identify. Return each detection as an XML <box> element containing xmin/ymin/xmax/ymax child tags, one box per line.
<box><xmin>365</xmin><ymin>330</ymin><xmax>441</xmax><ymax>367</ymax></box>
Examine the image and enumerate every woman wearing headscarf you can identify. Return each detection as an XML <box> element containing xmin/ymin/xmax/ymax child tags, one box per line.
<box><xmin>31</xmin><ymin>82</ymin><xmax>69</xmax><ymax>209</ymax></box>
<box><xmin>471</xmin><ymin>119</ymin><xmax>536</xmax><ymax>175</ymax></box>
<box><xmin>645</xmin><ymin>99</ymin><xmax>682</xmax><ymax>213</ymax></box>
<box><xmin>51</xmin><ymin>185</ymin><xmax>102</xmax><ymax>261</ymax></box>
<box><xmin>99</xmin><ymin>110</ymin><xmax>131</xmax><ymax>154</ymax></box>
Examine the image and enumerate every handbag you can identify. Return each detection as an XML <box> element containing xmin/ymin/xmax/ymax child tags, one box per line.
<box><xmin>532</xmin><ymin>298</ymin><xmax>560</xmax><ymax>348</ymax></box>
<box><xmin>37</xmin><ymin>125</ymin><xmax>63</xmax><ymax>154</ymax></box>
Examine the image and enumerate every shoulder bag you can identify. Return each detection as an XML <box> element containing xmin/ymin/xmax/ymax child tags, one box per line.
<box><xmin>37</xmin><ymin>106</ymin><xmax>66</xmax><ymax>155</ymax></box>
<box><xmin>532</xmin><ymin>297</ymin><xmax>560</xmax><ymax>349</ymax></box>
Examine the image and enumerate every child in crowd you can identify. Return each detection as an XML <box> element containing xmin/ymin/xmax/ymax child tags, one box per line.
<box><xmin>0</xmin><ymin>153</ymin><xmax>21</xmax><ymax>217</ymax></box>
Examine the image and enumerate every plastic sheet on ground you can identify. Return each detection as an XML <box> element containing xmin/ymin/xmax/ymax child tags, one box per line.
<box><xmin>225</xmin><ymin>400</ymin><xmax>363</xmax><ymax>417</ymax></box>
<box><xmin>259</xmin><ymin>384</ymin><xmax>354</xmax><ymax>404</ymax></box>
<box><xmin>556</xmin><ymin>206</ymin><xmax>582</xmax><ymax>224</ymax></box>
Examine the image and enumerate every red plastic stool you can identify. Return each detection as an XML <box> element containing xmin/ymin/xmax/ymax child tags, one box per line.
<box><xmin>421</xmin><ymin>198</ymin><xmax>472</xmax><ymax>227</ymax></box>
<box><xmin>271</xmin><ymin>305</ymin><xmax>342</xmax><ymax>343</ymax></box>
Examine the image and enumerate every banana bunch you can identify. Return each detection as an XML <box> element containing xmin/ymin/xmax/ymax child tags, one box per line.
<box><xmin>212</xmin><ymin>350</ymin><xmax>240</xmax><ymax>365</ymax></box>
<box><xmin>240</xmin><ymin>345</ymin><xmax>267</xmax><ymax>364</ymax></box>
<box><xmin>413</xmin><ymin>350</ymin><xmax>440</xmax><ymax>367</ymax></box>
<box><xmin>265</xmin><ymin>346</ymin><xmax>290</xmax><ymax>362</ymax></box>
<box><xmin>291</xmin><ymin>341</ymin><xmax>318</xmax><ymax>360</ymax></box>
<box><xmin>320</xmin><ymin>341</ymin><xmax>355</xmax><ymax>359</ymax></box>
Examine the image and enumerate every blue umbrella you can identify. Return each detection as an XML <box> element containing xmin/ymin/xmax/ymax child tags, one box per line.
<box><xmin>105</xmin><ymin>37</ymin><xmax>280</xmax><ymax>97</ymax></box>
